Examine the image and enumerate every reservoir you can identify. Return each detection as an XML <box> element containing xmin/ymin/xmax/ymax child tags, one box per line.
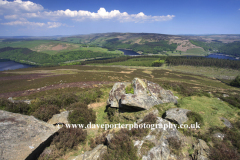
<box><xmin>118</xmin><ymin>49</ymin><xmax>140</xmax><ymax>56</ymax></box>
<box><xmin>119</xmin><ymin>49</ymin><xmax>239</xmax><ymax>60</ymax></box>
<box><xmin>205</xmin><ymin>54</ymin><xmax>239</xmax><ymax>60</ymax></box>
<box><xmin>0</xmin><ymin>60</ymin><xmax>34</xmax><ymax>71</ymax></box>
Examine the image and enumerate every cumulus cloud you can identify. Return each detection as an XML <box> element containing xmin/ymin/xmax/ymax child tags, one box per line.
<box><xmin>0</xmin><ymin>0</ymin><xmax>43</xmax><ymax>15</ymax></box>
<box><xmin>1</xmin><ymin>18</ymin><xmax>64</xmax><ymax>28</ymax></box>
<box><xmin>24</xmin><ymin>7</ymin><xmax>175</xmax><ymax>22</ymax></box>
<box><xmin>0</xmin><ymin>0</ymin><xmax>175</xmax><ymax>29</ymax></box>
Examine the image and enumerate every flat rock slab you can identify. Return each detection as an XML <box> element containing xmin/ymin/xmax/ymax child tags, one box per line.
<box><xmin>220</xmin><ymin>117</ymin><xmax>232</xmax><ymax>128</ymax></box>
<box><xmin>121</xmin><ymin>94</ymin><xmax>161</xmax><ymax>110</ymax></box>
<box><xmin>47</xmin><ymin>111</ymin><xmax>69</xmax><ymax>125</ymax></box>
<box><xmin>0</xmin><ymin>110</ymin><xmax>59</xmax><ymax>160</ymax></box>
<box><xmin>165</xmin><ymin>108</ymin><xmax>190</xmax><ymax>125</ymax></box>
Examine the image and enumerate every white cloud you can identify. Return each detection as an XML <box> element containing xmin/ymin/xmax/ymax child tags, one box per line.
<box><xmin>1</xmin><ymin>18</ymin><xmax>44</xmax><ymax>26</ymax></box>
<box><xmin>1</xmin><ymin>19</ymin><xmax>64</xmax><ymax>28</ymax></box>
<box><xmin>47</xmin><ymin>22</ymin><xmax>63</xmax><ymax>28</ymax></box>
<box><xmin>24</xmin><ymin>7</ymin><xmax>175</xmax><ymax>22</ymax></box>
<box><xmin>4</xmin><ymin>15</ymin><xmax>19</xmax><ymax>19</ymax></box>
<box><xmin>0</xmin><ymin>0</ymin><xmax>43</xmax><ymax>14</ymax></box>
<box><xmin>0</xmin><ymin>0</ymin><xmax>175</xmax><ymax>28</ymax></box>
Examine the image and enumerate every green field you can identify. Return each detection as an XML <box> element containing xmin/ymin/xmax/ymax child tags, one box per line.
<box><xmin>185</xmin><ymin>48</ymin><xmax>209</xmax><ymax>55</ymax></box>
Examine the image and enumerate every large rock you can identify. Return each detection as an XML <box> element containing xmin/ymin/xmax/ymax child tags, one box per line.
<box><xmin>47</xmin><ymin>111</ymin><xmax>69</xmax><ymax>125</ymax></box>
<box><xmin>107</xmin><ymin>82</ymin><xmax>131</xmax><ymax>108</ymax></box>
<box><xmin>165</xmin><ymin>108</ymin><xmax>190</xmax><ymax>125</ymax></box>
<box><xmin>121</xmin><ymin>94</ymin><xmax>160</xmax><ymax>110</ymax></box>
<box><xmin>0</xmin><ymin>110</ymin><xmax>59</xmax><ymax>160</ymax></box>
<box><xmin>107</xmin><ymin>78</ymin><xmax>177</xmax><ymax>110</ymax></box>
<box><xmin>69</xmin><ymin>144</ymin><xmax>107</xmax><ymax>160</ymax></box>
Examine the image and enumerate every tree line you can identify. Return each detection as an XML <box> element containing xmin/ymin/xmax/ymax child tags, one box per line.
<box><xmin>166</xmin><ymin>56</ymin><xmax>240</xmax><ymax>69</ymax></box>
<box><xmin>81</xmin><ymin>56</ymin><xmax>163</xmax><ymax>65</ymax></box>
<box><xmin>82</xmin><ymin>55</ymin><xmax>240</xmax><ymax>70</ymax></box>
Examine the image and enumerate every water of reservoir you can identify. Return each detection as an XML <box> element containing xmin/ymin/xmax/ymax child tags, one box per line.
<box><xmin>0</xmin><ymin>60</ymin><xmax>34</xmax><ymax>71</ymax></box>
<box><xmin>118</xmin><ymin>49</ymin><xmax>140</xmax><ymax>56</ymax></box>
<box><xmin>205</xmin><ymin>54</ymin><xmax>239</xmax><ymax>60</ymax></box>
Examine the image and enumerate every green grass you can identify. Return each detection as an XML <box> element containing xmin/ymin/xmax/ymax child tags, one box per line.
<box><xmin>177</xmin><ymin>96</ymin><xmax>239</xmax><ymax>131</ymax></box>
<box><xmin>92</xmin><ymin>87</ymin><xmax>112</xmax><ymax>124</ymax></box>
<box><xmin>155</xmin><ymin>95</ymin><xmax>240</xmax><ymax>134</ymax></box>
<box><xmin>185</xmin><ymin>48</ymin><xmax>208</xmax><ymax>55</ymax></box>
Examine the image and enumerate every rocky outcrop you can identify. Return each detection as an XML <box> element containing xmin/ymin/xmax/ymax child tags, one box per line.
<box><xmin>69</xmin><ymin>144</ymin><xmax>107</xmax><ymax>160</ymax></box>
<box><xmin>107</xmin><ymin>78</ymin><xmax>177</xmax><ymax>111</ymax></box>
<box><xmin>192</xmin><ymin>139</ymin><xmax>210</xmax><ymax>160</ymax></box>
<box><xmin>47</xmin><ymin>111</ymin><xmax>69</xmax><ymax>125</ymax></box>
<box><xmin>107</xmin><ymin>82</ymin><xmax>131</xmax><ymax>108</ymax></box>
<box><xmin>165</xmin><ymin>108</ymin><xmax>190</xmax><ymax>125</ymax></box>
<box><xmin>137</xmin><ymin>117</ymin><xmax>181</xmax><ymax>160</ymax></box>
<box><xmin>0</xmin><ymin>110</ymin><xmax>59</xmax><ymax>160</ymax></box>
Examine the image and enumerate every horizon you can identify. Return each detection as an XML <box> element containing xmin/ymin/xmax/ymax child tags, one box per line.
<box><xmin>1</xmin><ymin>32</ymin><xmax>240</xmax><ymax>38</ymax></box>
<box><xmin>0</xmin><ymin>0</ymin><xmax>240</xmax><ymax>36</ymax></box>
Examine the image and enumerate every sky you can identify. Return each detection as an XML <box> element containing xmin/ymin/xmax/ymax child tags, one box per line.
<box><xmin>0</xmin><ymin>0</ymin><xmax>239</xmax><ymax>36</ymax></box>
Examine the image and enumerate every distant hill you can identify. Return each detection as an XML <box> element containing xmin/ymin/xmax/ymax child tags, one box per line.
<box><xmin>60</xmin><ymin>33</ymin><xmax>240</xmax><ymax>56</ymax></box>
<box><xmin>0</xmin><ymin>33</ymin><xmax>240</xmax><ymax>66</ymax></box>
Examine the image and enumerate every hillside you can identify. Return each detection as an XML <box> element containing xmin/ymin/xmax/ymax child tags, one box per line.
<box><xmin>0</xmin><ymin>33</ymin><xmax>240</xmax><ymax>66</ymax></box>
<box><xmin>0</xmin><ymin>64</ymin><xmax>240</xmax><ymax>159</ymax></box>
<box><xmin>0</xmin><ymin>47</ymin><xmax>121</xmax><ymax>66</ymax></box>
<box><xmin>60</xmin><ymin>33</ymin><xmax>240</xmax><ymax>56</ymax></box>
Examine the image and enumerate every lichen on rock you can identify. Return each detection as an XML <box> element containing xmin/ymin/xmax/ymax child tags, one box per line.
<box><xmin>107</xmin><ymin>78</ymin><xmax>177</xmax><ymax>111</ymax></box>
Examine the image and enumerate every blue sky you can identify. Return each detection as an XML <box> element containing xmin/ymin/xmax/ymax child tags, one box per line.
<box><xmin>0</xmin><ymin>0</ymin><xmax>239</xmax><ymax>36</ymax></box>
